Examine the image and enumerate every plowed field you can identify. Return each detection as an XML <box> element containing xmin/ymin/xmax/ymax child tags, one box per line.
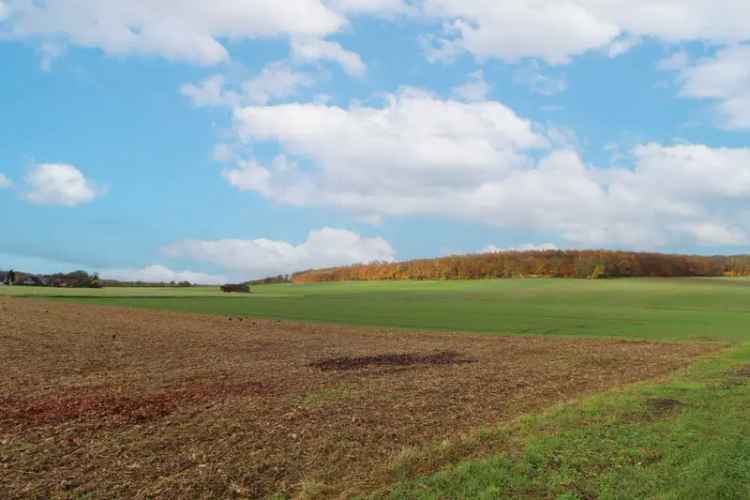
<box><xmin>0</xmin><ymin>297</ymin><xmax>716</xmax><ymax>498</ymax></box>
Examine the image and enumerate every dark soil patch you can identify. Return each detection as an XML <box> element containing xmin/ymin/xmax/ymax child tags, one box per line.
<box><xmin>645</xmin><ymin>398</ymin><xmax>685</xmax><ymax>417</ymax></box>
<box><xmin>309</xmin><ymin>351</ymin><xmax>477</xmax><ymax>371</ymax></box>
<box><xmin>0</xmin><ymin>381</ymin><xmax>270</xmax><ymax>430</ymax></box>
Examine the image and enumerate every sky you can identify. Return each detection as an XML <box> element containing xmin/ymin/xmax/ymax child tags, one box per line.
<box><xmin>2</xmin><ymin>1</ymin><xmax>750</xmax><ymax>284</ymax></box>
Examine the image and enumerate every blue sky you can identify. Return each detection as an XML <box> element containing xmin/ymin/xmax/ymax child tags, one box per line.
<box><xmin>2</xmin><ymin>1</ymin><xmax>750</xmax><ymax>283</ymax></box>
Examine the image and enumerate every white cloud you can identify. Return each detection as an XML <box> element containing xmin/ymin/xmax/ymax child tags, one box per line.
<box><xmin>606</xmin><ymin>35</ymin><xmax>640</xmax><ymax>58</ymax></box>
<box><xmin>0</xmin><ymin>1</ymin><xmax>9</xmax><ymax>21</ymax></box>
<box><xmin>23</xmin><ymin>164</ymin><xmax>102</xmax><ymax>207</ymax></box>
<box><xmin>39</xmin><ymin>42</ymin><xmax>65</xmax><ymax>72</ymax></box>
<box><xmin>100</xmin><ymin>265</ymin><xmax>227</xmax><ymax>285</ymax></box>
<box><xmin>230</xmin><ymin>88</ymin><xmax>546</xmax><ymax>215</ymax></box>
<box><xmin>420</xmin><ymin>33</ymin><xmax>464</xmax><ymax>64</ymax></box>
<box><xmin>422</xmin><ymin>1</ymin><xmax>619</xmax><ymax>65</ymax></box>
<box><xmin>291</xmin><ymin>37</ymin><xmax>366</xmax><ymax>77</ymax></box>
<box><xmin>676</xmin><ymin>45</ymin><xmax>750</xmax><ymax>129</ymax></box>
<box><xmin>326</xmin><ymin>0</ymin><xmax>408</xmax><ymax>15</ymax></box>
<box><xmin>679</xmin><ymin>223</ymin><xmax>746</xmax><ymax>246</ymax></box>
<box><xmin>225</xmin><ymin>89</ymin><xmax>750</xmax><ymax>248</ymax></box>
<box><xmin>483</xmin><ymin>243</ymin><xmax>559</xmax><ymax>253</ymax></box>
<box><xmin>162</xmin><ymin>227</ymin><xmax>395</xmax><ymax>279</ymax></box>
<box><xmin>5</xmin><ymin>0</ymin><xmax>750</xmax><ymax>70</ymax></box>
<box><xmin>513</xmin><ymin>64</ymin><xmax>567</xmax><ymax>96</ymax></box>
<box><xmin>4</xmin><ymin>0</ymin><xmax>345</xmax><ymax>65</ymax></box>
<box><xmin>421</xmin><ymin>1</ymin><xmax>750</xmax><ymax>64</ymax></box>
<box><xmin>243</xmin><ymin>61</ymin><xmax>316</xmax><ymax>104</ymax></box>
<box><xmin>451</xmin><ymin>70</ymin><xmax>490</xmax><ymax>102</ymax></box>
<box><xmin>222</xmin><ymin>155</ymin><xmax>315</xmax><ymax>206</ymax></box>
<box><xmin>181</xmin><ymin>62</ymin><xmax>315</xmax><ymax>108</ymax></box>
<box><xmin>180</xmin><ymin>75</ymin><xmax>234</xmax><ymax>107</ymax></box>
<box><xmin>213</xmin><ymin>143</ymin><xmax>239</xmax><ymax>163</ymax></box>
<box><xmin>657</xmin><ymin>50</ymin><xmax>690</xmax><ymax>71</ymax></box>
<box><xmin>0</xmin><ymin>173</ymin><xmax>12</xmax><ymax>189</ymax></box>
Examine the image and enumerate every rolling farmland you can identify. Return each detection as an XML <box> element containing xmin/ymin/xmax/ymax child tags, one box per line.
<box><xmin>3</xmin><ymin>278</ymin><xmax>750</xmax><ymax>498</ymax></box>
<box><xmin>5</xmin><ymin>277</ymin><xmax>750</xmax><ymax>342</ymax></box>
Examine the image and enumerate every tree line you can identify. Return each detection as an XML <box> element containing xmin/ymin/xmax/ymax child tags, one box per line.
<box><xmin>247</xmin><ymin>274</ymin><xmax>291</xmax><ymax>286</ymax></box>
<box><xmin>1</xmin><ymin>270</ymin><xmax>102</xmax><ymax>288</ymax></box>
<box><xmin>101</xmin><ymin>280</ymin><xmax>193</xmax><ymax>288</ymax></box>
<box><xmin>291</xmin><ymin>250</ymin><xmax>750</xmax><ymax>283</ymax></box>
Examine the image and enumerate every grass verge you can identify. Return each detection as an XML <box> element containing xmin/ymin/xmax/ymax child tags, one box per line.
<box><xmin>380</xmin><ymin>343</ymin><xmax>750</xmax><ymax>499</ymax></box>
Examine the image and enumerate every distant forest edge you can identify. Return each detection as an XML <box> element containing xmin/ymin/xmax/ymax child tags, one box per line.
<box><xmin>0</xmin><ymin>269</ymin><xmax>292</xmax><ymax>289</ymax></box>
<box><xmin>0</xmin><ymin>270</ymin><xmax>103</xmax><ymax>288</ymax></box>
<box><xmin>0</xmin><ymin>269</ymin><xmax>200</xmax><ymax>288</ymax></box>
<box><xmin>291</xmin><ymin>250</ymin><xmax>750</xmax><ymax>283</ymax></box>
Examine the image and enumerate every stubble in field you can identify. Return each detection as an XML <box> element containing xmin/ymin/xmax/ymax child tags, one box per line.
<box><xmin>0</xmin><ymin>298</ymin><xmax>716</xmax><ymax>498</ymax></box>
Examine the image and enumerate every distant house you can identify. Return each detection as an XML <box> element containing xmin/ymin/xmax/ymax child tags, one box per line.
<box><xmin>18</xmin><ymin>275</ymin><xmax>48</xmax><ymax>286</ymax></box>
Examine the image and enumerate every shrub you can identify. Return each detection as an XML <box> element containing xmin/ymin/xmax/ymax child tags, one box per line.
<box><xmin>221</xmin><ymin>283</ymin><xmax>251</xmax><ymax>293</ymax></box>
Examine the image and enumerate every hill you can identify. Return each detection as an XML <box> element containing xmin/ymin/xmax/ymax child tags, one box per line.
<box><xmin>292</xmin><ymin>249</ymin><xmax>750</xmax><ymax>283</ymax></box>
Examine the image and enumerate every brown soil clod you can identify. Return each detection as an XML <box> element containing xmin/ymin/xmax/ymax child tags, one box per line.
<box><xmin>718</xmin><ymin>364</ymin><xmax>750</xmax><ymax>389</ymax></box>
<box><xmin>308</xmin><ymin>351</ymin><xmax>477</xmax><ymax>371</ymax></box>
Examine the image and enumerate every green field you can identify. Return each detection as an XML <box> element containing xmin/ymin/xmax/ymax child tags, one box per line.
<box><xmin>3</xmin><ymin>277</ymin><xmax>750</xmax><ymax>342</ymax></box>
<box><xmin>5</xmin><ymin>277</ymin><xmax>750</xmax><ymax>498</ymax></box>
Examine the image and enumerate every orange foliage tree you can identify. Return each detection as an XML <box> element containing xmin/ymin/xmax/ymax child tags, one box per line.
<box><xmin>292</xmin><ymin>250</ymin><xmax>750</xmax><ymax>283</ymax></box>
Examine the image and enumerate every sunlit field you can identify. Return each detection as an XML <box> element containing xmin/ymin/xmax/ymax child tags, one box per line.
<box><xmin>4</xmin><ymin>278</ymin><xmax>750</xmax><ymax>498</ymax></box>
<box><xmin>4</xmin><ymin>277</ymin><xmax>750</xmax><ymax>342</ymax></box>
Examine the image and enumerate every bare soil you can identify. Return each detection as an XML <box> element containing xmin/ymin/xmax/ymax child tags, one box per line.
<box><xmin>0</xmin><ymin>297</ymin><xmax>717</xmax><ymax>499</ymax></box>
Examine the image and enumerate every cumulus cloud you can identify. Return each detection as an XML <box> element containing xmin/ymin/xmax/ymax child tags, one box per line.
<box><xmin>451</xmin><ymin>70</ymin><xmax>490</xmax><ymax>102</ymax></box>
<box><xmin>513</xmin><ymin>64</ymin><xmax>567</xmax><ymax>96</ymax></box>
<box><xmin>181</xmin><ymin>62</ymin><xmax>315</xmax><ymax>108</ymax></box>
<box><xmin>23</xmin><ymin>164</ymin><xmax>102</xmax><ymax>207</ymax></box>
<box><xmin>483</xmin><ymin>243</ymin><xmax>559</xmax><ymax>253</ymax></box>
<box><xmin>180</xmin><ymin>75</ymin><xmax>232</xmax><ymax>107</ymax></box>
<box><xmin>5</xmin><ymin>0</ymin><xmax>750</xmax><ymax>70</ymax></box>
<box><xmin>162</xmin><ymin>227</ymin><xmax>395</xmax><ymax>279</ymax></box>
<box><xmin>3</xmin><ymin>0</ymin><xmax>345</xmax><ymax>65</ymax></box>
<box><xmin>0</xmin><ymin>173</ymin><xmax>12</xmax><ymax>189</ymax></box>
<box><xmin>100</xmin><ymin>265</ymin><xmax>227</xmax><ymax>285</ymax></box>
<box><xmin>228</xmin><ymin>88</ymin><xmax>545</xmax><ymax>215</ymax></box>
<box><xmin>606</xmin><ymin>35</ymin><xmax>640</xmax><ymax>59</ymax></box>
<box><xmin>224</xmin><ymin>89</ymin><xmax>750</xmax><ymax>248</ymax></box>
<box><xmin>241</xmin><ymin>62</ymin><xmax>317</xmax><ymax>105</ymax></box>
<box><xmin>657</xmin><ymin>50</ymin><xmax>690</xmax><ymax>72</ymax></box>
<box><xmin>222</xmin><ymin>155</ymin><xmax>315</xmax><ymax>206</ymax></box>
<box><xmin>326</xmin><ymin>0</ymin><xmax>409</xmax><ymax>15</ymax></box>
<box><xmin>421</xmin><ymin>1</ymin><xmax>618</xmax><ymax>65</ymax></box>
<box><xmin>675</xmin><ymin>45</ymin><xmax>750</xmax><ymax>129</ymax></box>
<box><xmin>421</xmin><ymin>1</ymin><xmax>750</xmax><ymax>64</ymax></box>
<box><xmin>291</xmin><ymin>37</ymin><xmax>366</xmax><ymax>77</ymax></box>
